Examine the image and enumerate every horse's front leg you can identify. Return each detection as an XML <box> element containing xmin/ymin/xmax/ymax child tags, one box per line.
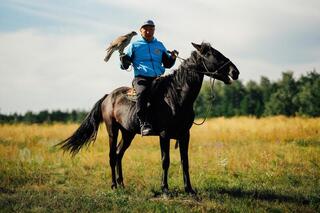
<box><xmin>160</xmin><ymin>136</ymin><xmax>170</xmax><ymax>194</ymax></box>
<box><xmin>178</xmin><ymin>131</ymin><xmax>195</xmax><ymax>194</ymax></box>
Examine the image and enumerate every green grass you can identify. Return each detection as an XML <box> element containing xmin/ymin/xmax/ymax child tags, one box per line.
<box><xmin>0</xmin><ymin>117</ymin><xmax>320</xmax><ymax>212</ymax></box>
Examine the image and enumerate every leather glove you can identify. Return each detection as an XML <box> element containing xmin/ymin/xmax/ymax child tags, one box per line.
<box><xmin>167</xmin><ymin>50</ymin><xmax>179</xmax><ymax>59</ymax></box>
<box><xmin>120</xmin><ymin>54</ymin><xmax>132</xmax><ymax>70</ymax></box>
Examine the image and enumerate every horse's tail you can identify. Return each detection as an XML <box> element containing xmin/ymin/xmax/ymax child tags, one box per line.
<box><xmin>56</xmin><ymin>94</ymin><xmax>108</xmax><ymax>156</ymax></box>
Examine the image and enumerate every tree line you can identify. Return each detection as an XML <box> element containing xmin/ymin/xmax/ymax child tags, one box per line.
<box><xmin>0</xmin><ymin>110</ymin><xmax>88</xmax><ymax>124</ymax></box>
<box><xmin>195</xmin><ymin>70</ymin><xmax>319</xmax><ymax>118</ymax></box>
<box><xmin>0</xmin><ymin>70</ymin><xmax>319</xmax><ymax>124</ymax></box>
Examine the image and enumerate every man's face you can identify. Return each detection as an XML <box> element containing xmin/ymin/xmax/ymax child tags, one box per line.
<box><xmin>140</xmin><ymin>26</ymin><xmax>155</xmax><ymax>42</ymax></box>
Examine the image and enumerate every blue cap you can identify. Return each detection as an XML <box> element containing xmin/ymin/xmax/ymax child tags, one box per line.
<box><xmin>141</xmin><ymin>20</ymin><xmax>155</xmax><ymax>28</ymax></box>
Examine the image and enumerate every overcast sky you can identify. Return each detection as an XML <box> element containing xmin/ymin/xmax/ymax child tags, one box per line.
<box><xmin>1</xmin><ymin>0</ymin><xmax>319</xmax><ymax>114</ymax></box>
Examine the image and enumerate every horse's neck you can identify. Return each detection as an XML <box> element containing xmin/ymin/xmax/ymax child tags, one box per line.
<box><xmin>170</xmin><ymin>56</ymin><xmax>204</xmax><ymax>107</ymax></box>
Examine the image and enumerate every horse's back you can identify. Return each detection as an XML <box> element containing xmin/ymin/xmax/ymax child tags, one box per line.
<box><xmin>101</xmin><ymin>86</ymin><xmax>138</xmax><ymax>131</ymax></box>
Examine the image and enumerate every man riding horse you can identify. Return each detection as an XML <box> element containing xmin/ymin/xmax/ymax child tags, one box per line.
<box><xmin>120</xmin><ymin>20</ymin><xmax>178</xmax><ymax>136</ymax></box>
<box><xmin>58</xmin><ymin>19</ymin><xmax>239</xmax><ymax>194</ymax></box>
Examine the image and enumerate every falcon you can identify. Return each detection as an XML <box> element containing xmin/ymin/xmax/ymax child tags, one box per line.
<box><xmin>104</xmin><ymin>31</ymin><xmax>137</xmax><ymax>62</ymax></box>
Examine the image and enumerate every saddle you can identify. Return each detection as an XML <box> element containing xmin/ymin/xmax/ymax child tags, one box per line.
<box><xmin>124</xmin><ymin>78</ymin><xmax>177</xmax><ymax>120</ymax></box>
<box><xmin>124</xmin><ymin>77</ymin><xmax>167</xmax><ymax>103</ymax></box>
<box><xmin>127</xmin><ymin>88</ymin><xmax>137</xmax><ymax>96</ymax></box>
<box><xmin>125</xmin><ymin>88</ymin><xmax>138</xmax><ymax>101</ymax></box>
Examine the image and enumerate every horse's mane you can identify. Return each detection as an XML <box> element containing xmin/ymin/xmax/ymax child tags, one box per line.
<box><xmin>152</xmin><ymin>50</ymin><xmax>204</xmax><ymax>108</ymax></box>
<box><xmin>159</xmin><ymin>42</ymin><xmax>212</xmax><ymax>86</ymax></box>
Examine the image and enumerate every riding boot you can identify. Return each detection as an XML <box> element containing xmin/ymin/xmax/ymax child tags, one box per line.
<box><xmin>132</xmin><ymin>76</ymin><xmax>155</xmax><ymax>136</ymax></box>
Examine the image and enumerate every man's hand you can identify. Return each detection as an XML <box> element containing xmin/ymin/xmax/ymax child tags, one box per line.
<box><xmin>119</xmin><ymin>53</ymin><xmax>127</xmax><ymax>63</ymax></box>
<box><xmin>119</xmin><ymin>53</ymin><xmax>132</xmax><ymax>70</ymax></box>
<box><xmin>168</xmin><ymin>50</ymin><xmax>179</xmax><ymax>59</ymax></box>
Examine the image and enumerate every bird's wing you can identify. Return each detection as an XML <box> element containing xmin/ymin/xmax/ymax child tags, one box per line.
<box><xmin>106</xmin><ymin>36</ymin><xmax>128</xmax><ymax>49</ymax></box>
<box><xmin>115</xmin><ymin>36</ymin><xmax>129</xmax><ymax>44</ymax></box>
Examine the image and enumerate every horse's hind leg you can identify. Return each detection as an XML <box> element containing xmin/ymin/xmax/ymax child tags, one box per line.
<box><xmin>116</xmin><ymin>129</ymin><xmax>135</xmax><ymax>187</ymax></box>
<box><xmin>106</xmin><ymin>121</ymin><xmax>119</xmax><ymax>189</ymax></box>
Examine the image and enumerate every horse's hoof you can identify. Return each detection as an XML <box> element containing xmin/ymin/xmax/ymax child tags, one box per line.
<box><xmin>111</xmin><ymin>184</ymin><xmax>117</xmax><ymax>190</ymax></box>
<box><xmin>186</xmin><ymin>188</ymin><xmax>196</xmax><ymax>195</ymax></box>
<box><xmin>186</xmin><ymin>188</ymin><xmax>201</xmax><ymax>200</ymax></box>
<box><xmin>161</xmin><ymin>188</ymin><xmax>170</xmax><ymax>199</ymax></box>
<box><xmin>162</xmin><ymin>193</ymin><xmax>169</xmax><ymax>199</ymax></box>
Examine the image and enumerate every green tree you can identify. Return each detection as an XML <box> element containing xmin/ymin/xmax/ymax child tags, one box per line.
<box><xmin>240</xmin><ymin>81</ymin><xmax>264</xmax><ymax>116</ymax></box>
<box><xmin>265</xmin><ymin>72</ymin><xmax>298</xmax><ymax>116</ymax></box>
<box><xmin>294</xmin><ymin>70</ymin><xmax>320</xmax><ymax>116</ymax></box>
<box><xmin>259</xmin><ymin>76</ymin><xmax>274</xmax><ymax>114</ymax></box>
<box><xmin>223</xmin><ymin>81</ymin><xmax>246</xmax><ymax>116</ymax></box>
<box><xmin>38</xmin><ymin>110</ymin><xmax>50</xmax><ymax>123</ymax></box>
<box><xmin>194</xmin><ymin>81</ymin><xmax>212</xmax><ymax>118</ymax></box>
<box><xmin>24</xmin><ymin>111</ymin><xmax>37</xmax><ymax>123</ymax></box>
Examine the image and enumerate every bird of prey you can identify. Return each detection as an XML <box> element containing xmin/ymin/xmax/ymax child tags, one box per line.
<box><xmin>104</xmin><ymin>31</ymin><xmax>137</xmax><ymax>62</ymax></box>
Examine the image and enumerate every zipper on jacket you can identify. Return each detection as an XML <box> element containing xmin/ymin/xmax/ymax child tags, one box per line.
<box><xmin>148</xmin><ymin>43</ymin><xmax>156</xmax><ymax>76</ymax></box>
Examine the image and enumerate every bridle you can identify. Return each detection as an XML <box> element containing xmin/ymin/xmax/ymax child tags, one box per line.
<box><xmin>192</xmin><ymin>51</ymin><xmax>231</xmax><ymax>125</ymax></box>
<box><xmin>196</xmin><ymin>50</ymin><xmax>231</xmax><ymax>77</ymax></box>
<box><xmin>173</xmin><ymin>50</ymin><xmax>232</xmax><ymax>125</ymax></box>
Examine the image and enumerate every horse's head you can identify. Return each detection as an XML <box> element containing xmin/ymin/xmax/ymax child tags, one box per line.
<box><xmin>191</xmin><ymin>42</ymin><xmax>239</xmax><ymax>84</ymax></box>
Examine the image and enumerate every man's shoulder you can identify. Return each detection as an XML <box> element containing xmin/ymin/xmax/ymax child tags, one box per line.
<box><xmin>129</xmin><ymin>39</ymin><xmax>145</xmax><ymax>51</ymax></box>
<box><xmin>152</xmin><ymin>38</ymin><xmax>166</xmax><ymax>49</ymax></box>
<box><xmin>152</xmin><ymin>38</ymin><xmax>163</xmax><ymax>44</ymax></box>
<box><xmin>130</xmin><ymin>38</ymin><xmax>166</xmax><ymax>51</ymax></box>
<box><xmin>132</xmin><ymin>38</ymin><xmax>146</xmax><ymax>45</ymax></box>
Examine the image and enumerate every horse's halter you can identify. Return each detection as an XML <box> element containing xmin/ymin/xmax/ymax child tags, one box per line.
<box><xmin>189</xmin><ymin>49</ymin><xmax>230</xmax><ymax>125</ymax></box>
<box><xmin>196</xmin><ymin>50</ymin><xmax>231</xmax><ymax>77</ymax></box>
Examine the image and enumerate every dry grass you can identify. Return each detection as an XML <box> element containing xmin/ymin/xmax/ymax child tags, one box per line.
<box><xmin>0</xmin><ymin>116</ymin><xmax>319</xmax><ymax>212</ymax></box>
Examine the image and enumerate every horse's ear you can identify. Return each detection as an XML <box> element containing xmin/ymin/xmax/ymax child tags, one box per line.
<box><xmin>191</xmin><ymin>42</ymin><xmax>201</xmax><ymax>51</ymax></box>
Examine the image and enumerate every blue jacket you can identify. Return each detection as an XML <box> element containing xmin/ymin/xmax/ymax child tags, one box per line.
<box><xmin>121</xmin><ymin>37</ymin><xmax>175</xmax><ymax>77</ymax></box>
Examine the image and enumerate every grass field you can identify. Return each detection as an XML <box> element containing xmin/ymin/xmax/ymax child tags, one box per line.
<box><xmin>0</xmin><ymin>116</ymin><xmax>319</xmax><ymax>212</ymax></box>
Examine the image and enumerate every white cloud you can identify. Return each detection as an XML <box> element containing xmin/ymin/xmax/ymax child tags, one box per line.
<box><xmin>0</xmin><ymin>30</ymin><xmax>132</xmax><ymax>113</ymax></box>
<box><xmin>1</xmin><ymin>0</ymin><xmax>320</xmax><ymax>113</ymax></box>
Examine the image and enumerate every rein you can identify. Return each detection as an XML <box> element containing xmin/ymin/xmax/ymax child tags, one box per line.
<box><xmin>179</xmin><ymin>50</ymin><xmax>231</xmax><ymax>76</ymax></box>
<box><xmin>193</xmin><ymin>77</ymin><xmax>215</xmax><ymax>125</ymax></box>
<box><xmin>197</xmin><ymin>50</ymin><xmax>231</xmax><ymax>76</ymax></box>
<box><xmin>192</xmin><ymin>51</ymin><xmax>230</xmax><ymax>125</ymax></box>
<box><xmin>174</xmin><ymin>51</ymin><xmax>225</xmax><ymax>126</ymax></box>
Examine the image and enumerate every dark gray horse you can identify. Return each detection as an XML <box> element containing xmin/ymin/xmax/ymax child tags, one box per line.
<box><xmin>58</xmin><ymin>42</ymin><xmax>239</xmax><ymax>195</ymax></box>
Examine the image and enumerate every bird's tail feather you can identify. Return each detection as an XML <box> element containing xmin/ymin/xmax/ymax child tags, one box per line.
<box><xmin>104</xmin><ymin>49</ymin><xmax>114</xmax><ymax>62</ymax></box>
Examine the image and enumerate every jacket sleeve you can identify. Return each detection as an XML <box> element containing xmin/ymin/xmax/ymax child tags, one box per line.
<box><xmin>162</xmin><ymin>51</ymin><xmax>176</xmax><ymax>68</ymax></box>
